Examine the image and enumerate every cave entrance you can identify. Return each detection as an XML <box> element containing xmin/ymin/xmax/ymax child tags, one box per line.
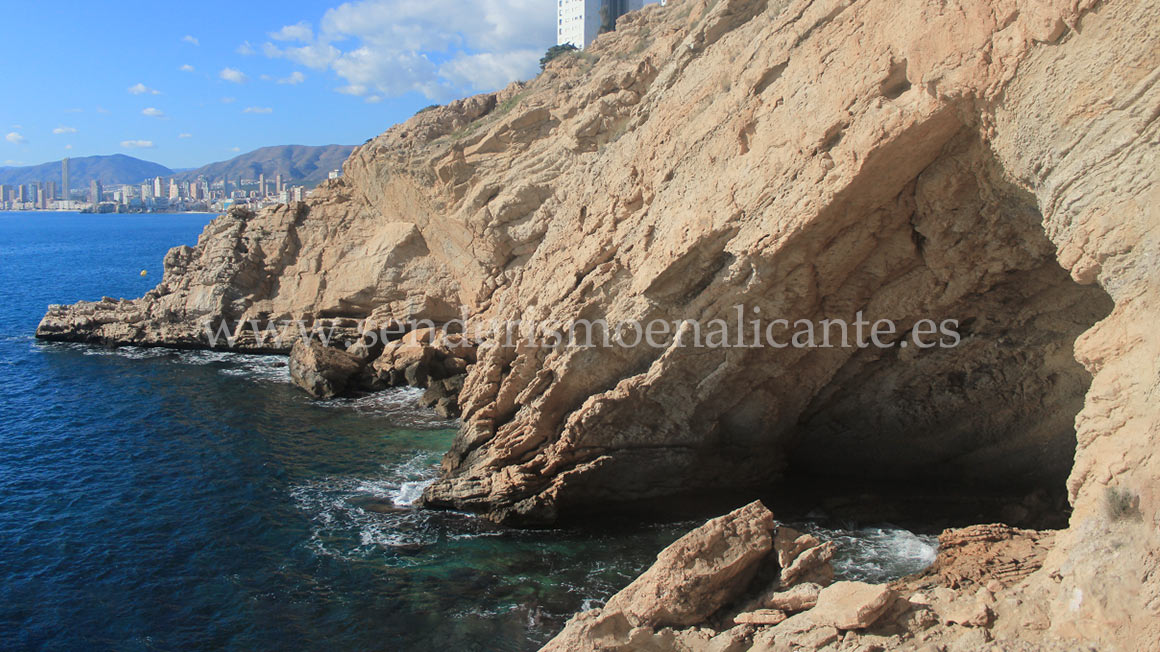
<box><xmin>753</xmin><ymin>132</ymin><xmax>1115</xmax><ymax>532</ymax></box>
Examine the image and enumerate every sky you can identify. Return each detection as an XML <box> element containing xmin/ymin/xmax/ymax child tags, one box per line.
<box><xmin>0</xmin><ymin>0</ymin><xmax>555</xmax><ymax>169</ymax></box>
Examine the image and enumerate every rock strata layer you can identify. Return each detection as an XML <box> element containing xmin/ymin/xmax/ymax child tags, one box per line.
<box><xmin>35</xmin><ymin>0</ymin><xmax>1160</xmax><ymax>648</ymax></box>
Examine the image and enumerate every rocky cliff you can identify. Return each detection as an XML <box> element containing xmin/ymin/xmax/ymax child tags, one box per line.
<box><xmin>37</xmin><ymin>0</ymin><xmax>1158</xmax><ymax>649</ymax></box>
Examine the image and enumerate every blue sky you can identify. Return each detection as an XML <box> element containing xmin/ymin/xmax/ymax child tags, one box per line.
<box><xmin>0</xmin><ymin>0</ymin><xmax>555</xmax><ymax>169</ymax></box>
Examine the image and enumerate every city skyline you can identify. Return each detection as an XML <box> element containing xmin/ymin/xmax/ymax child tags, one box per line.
<box><xmin>1</xmin><ymin>1</ymin><xmax>556</xmax><ymax>169</ymax></box>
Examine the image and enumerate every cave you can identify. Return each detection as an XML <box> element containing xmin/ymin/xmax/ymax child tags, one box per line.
<box><xmin>748</xmin><ymin>131</ymin><xmax>1116</xmax><ymax>530</ymax></box>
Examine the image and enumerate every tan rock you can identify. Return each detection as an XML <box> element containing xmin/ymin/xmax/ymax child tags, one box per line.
<box><xmin>603</xmin><ymin>500</ymin><xmax>775</xmax><ymax>627</ymax></box>
<box><xmin>733</xmin><ymin>609</ymin><xmax>787</xmax><ymax>626</ymax></box>
<box><xmin>810</xmin><ymin>582</ymin><xmax>897</xmax><ymax>631</ymax></box>
<box><xmin>760</xmin><ymin>582</ymin><xmax>822</xmax><ymax>612</ymax></box>
<box><xmin>288</xmin><ymin>340</ymin><xmax>363</xmax><ymax>398</ymax></box>
<box><xmin>542</xmin><ymin>501</ymin><xmax>775</xmax><ymax>650</ymax></box>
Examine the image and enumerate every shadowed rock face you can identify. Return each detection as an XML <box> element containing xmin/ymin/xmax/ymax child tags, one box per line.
<box><xmin>37</xmin><ymin>0</ymin><xmax>1160</xmax><ymax>647</ymax></box>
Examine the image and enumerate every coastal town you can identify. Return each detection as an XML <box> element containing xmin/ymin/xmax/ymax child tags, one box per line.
<box><xmin>0</xmin><ymin>157</ymin><xmax>332</xmax><ymax>213</ymax></box>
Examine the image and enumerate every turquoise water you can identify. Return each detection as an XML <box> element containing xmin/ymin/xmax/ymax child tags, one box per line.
<box><xmin>0</xmin><ymin>212</ymin><xmax>937</xmax><ymax>651</ymax></box>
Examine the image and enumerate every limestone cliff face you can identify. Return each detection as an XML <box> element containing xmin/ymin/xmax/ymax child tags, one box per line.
<box><xmin>37</xmin><ymin>0</ymin><xmax>1159</xmax><ymax>648</ymax></box>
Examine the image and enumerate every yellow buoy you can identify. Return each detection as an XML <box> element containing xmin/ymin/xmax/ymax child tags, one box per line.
<box><xmin>140</xmin><ymin>270</ymin><xmax>148</xmax><ymax>277</ymax></box>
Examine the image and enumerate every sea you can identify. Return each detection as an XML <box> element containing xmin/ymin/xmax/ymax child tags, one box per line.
<box><xmin>0</xmin><ymin>212</ymin><xmax>938</xmax><ymax>651</ymax></box>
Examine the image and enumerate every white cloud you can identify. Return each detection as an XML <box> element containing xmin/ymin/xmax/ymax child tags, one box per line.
<box><xmin>128</xmin><ymin>82</ymin><xmax>162</xmax><ymax>95</ymax></box>
<box><xmin>178</xmin><ymin>133</ymin><xmax>193</xmax><ymax>139</ymax></box>
<box><xmin>142</xmin><ymin>107</ymin><xmax>166</xmax><ymax>118</ymax></box>
<box><xmin>121</xmin><ymin>140</ymin><xmax>155</xmax><ymax>149</ymax></box>
<box><xmin>270</xmin><ymin>21</ymin><xmax>314</xmax><ymax>42</ymax></box>
<box><xmin>278</xmin><ymin>71</ymin><xmax>307</xmax><ymax>85</ymax></box>
<box><xmin>4</xmin><ymin>159</ymin><xmax>25</xmax><ymax>165</ymax></box>
<box><xmin>53</xmin><ymin>126</ymin><xmax>78</xmax><ymax>135</ymax></box>
<box><xmin>221</xmin><ymin>97</ymin><xmax>237</xmax><ymax>104</ymax></box>
<box><xmin>180</xmin><ymin>64</ymin><xmax>195</xmax><ymax>72</ymax></box>
<box><xmin>183</xmin><ymin>35</ymin><xmax>200</xmax><ymax>46</ymax></box>
<box><xmin>65</xmin><ymin>144</ymin><xmax>73</xmax><ymax>150</ymax></box>
<box><xmin>219</xmin><ymin>67</ymin><xmax>248</xmax><ymax>83</ymax></box>
<box><xmin>237</xmin><ymin>41</ymin><xmax>256</xmax><ymax>55</ymax></box>
<box><xmin>257</xmin><ymin>0</ymin><xmax>553</xmax><ymax>100</ymax></box>
<box><xmin>243</xmin><ymin>106</ymin><xmax>274</xmax><ymax>114</ymax></box>
<box><xmin>365</xmin><ymin>95</ymin><xmax>382</xmax><ymax>103</ymax></box>
<box><xmin>439</xmin><ymin>50</ymin><xmax>542</xmax><ymax>94</ymax></box>
<box><xmin>231</xmin><ymin>146</ymin><xmax>241</xmax><ymax>152</ymax></box>
<box><xmin>6</xmin><ymin>132</ymin><xmax>27</xmax><ymax>144</ymax></box>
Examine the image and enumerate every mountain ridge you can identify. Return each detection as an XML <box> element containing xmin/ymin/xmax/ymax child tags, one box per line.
<box><xmin>0</xmin><ymin>144</ymin><xmax>355</xmax><ymax>190</ymax></box>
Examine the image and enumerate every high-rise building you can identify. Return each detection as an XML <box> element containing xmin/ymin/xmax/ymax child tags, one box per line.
<box><xmin>275</xmin><ymin>174</ymin><xmax>283</xmax><ymax>194</ymax></box>
<box><xmin>557</xmin><ymin>0</ymin><xmax>662</xmax><ymax>49</ymax></box>
<box><xmin>36</xmin><ymin>182</ymin><xmax>46</xmax><ymax>209</ymax></box>
<box><xmin>141</xmin><ymin>182</ymin><xmax>152</xmax><ymax>200</ymax></box>
<box><xmin>222</xmin><ymin>176</ymin><xmax>230</xmax><ymax>198</ymax></box>
<box><xmin>90</xmin><ymin>180</ymin><xmax>103</xmax><ymax>204</ymax></box>
<box><xmin>61</xmin><ymin>158</ymin><xmax>71</xmax><ymax>201</ymax></box>
<box><xmin>46</xmin><ymin>181</ymin><xmax>57</xmax><ymax>202</ymax></box>
<box><xmin>153</xmin><ymin>176</ymin><xmax>164</xmax><ymax>198</ymax></box>
<box><xmin>168</xmin><ymin>179</ymin><xmax>180</xmax><ymax>201</ymax></box>
<box><xmin>259</xmin><ymin>173</ymin><xmax>266</xmax><ymax>197</ymax></box>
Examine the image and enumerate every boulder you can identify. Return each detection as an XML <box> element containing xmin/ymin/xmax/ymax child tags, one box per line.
<box><xmin>809</xmin><ymin>582</ymin><xmax>896</xmax><ymax>631</ymax></box>
<box><xmin>760</xmin><ymin>582</ymin><xmax>822</xmax><ymax>613</ymax></box>
<box><xmin>603</xmin><ymin>501</ymin><xmax>775</xmax><ymax>628</ymax></box>
<box><xmin>288</xmin><ymin>339</ymin><xmax>364</xmax><ymax>399</ymax></box>
<box><xmin>542</xmin><ymin>501</ymin><xmax>775</xmax><ymax>651</ymax></box>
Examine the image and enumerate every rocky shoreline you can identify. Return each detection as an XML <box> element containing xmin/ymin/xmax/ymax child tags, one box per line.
<box><xmin>35</xmin><ymin>0</ymin><xmax>1159</xmax><ymax>648</ymax></box>
<box><xmin>541</xmin><ymin>502</ymin><xmax>1061</xmax><ymax>652</ymax></box>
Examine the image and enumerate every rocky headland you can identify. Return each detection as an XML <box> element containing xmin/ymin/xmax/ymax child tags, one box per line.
<box><xmin>37</xmin><ymin>0</ymin><xmax>1158</xmax><ymax>649</ymax></box>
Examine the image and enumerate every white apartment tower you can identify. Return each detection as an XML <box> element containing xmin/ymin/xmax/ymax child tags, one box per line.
<box><xmin>557</xmin><ymin>0</ymin><xmax>664</xmax><ymax>49</ymax></box>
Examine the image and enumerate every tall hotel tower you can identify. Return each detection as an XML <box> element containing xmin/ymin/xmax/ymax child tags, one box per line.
<box><xmin>557</xmin><ymin>0</ymin><xmax>664</xmax><ymax>49</ymax></box>
<box><xmin>61</xmin><ymin>158</ymin><xmax>70</xmax><ymax>202</ymax></box>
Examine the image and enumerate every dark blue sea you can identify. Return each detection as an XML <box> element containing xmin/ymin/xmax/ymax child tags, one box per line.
<box><xmin>0</xmin><ymin>212</ymin><xmax>937</xmax><ymax>651</ymax></box>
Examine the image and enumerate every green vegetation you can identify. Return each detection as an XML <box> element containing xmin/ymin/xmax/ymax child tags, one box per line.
<box><xmin>416</xmin><ymin>104</ymin><xmax>441</xmax><ymax>115</ymax></box>
<box><xmin>540</xmin><ymin>44</ymin><xmax>579</xmax><ymax>71</ymax></box>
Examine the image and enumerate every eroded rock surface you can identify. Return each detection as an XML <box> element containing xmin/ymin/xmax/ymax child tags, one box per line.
<box><xmin>35</xmin><ymin>0</ymin><xmax>1160</xmax><ymax>648</ymax></box>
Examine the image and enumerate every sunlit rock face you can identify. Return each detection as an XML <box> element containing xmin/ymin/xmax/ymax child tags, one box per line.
<box><xmin>39</xmin><ymin>0</ymin><xmax>1160</xmax><ymax>648</ymax></box>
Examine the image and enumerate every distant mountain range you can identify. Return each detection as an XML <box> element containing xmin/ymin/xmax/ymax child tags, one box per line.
<box><xmin>0</xmin><ymin>154</ymin><xmax>171</xmax><ymax>188</ymax></box>
<box><xmin>0</xmin><ymin>144</ymin><xmax>355</xmax><ymax>190</ymax></box>
<box><xmin>173</xmin><ymin>145</ymin><xmax>354</xmax><ymax>187</ymax></box>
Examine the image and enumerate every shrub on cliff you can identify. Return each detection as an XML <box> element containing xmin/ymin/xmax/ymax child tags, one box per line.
<box><xmin>540</xmin><ymin>44</ymin><xmax>579</xmax><ymax>71</ymax></box>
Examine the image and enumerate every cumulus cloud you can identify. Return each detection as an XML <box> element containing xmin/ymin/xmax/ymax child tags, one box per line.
<box><xmin>237</xmin><ymin>41</ymin><xmax>256</xmax><ymax>55</ymax></box>
<box><xmin>121</xmin><ymin>140</ymin><xmax>155</xmax><ymax>149</ymax></box>
<box><xmin>128</xmin><ymin>83</ymin><xmax>161</xmax><ymax>95</ymax></box>
<box><xmin>53</xmin><ymin>126</ymin><xmax>78</xmax><ymax>135</ymax></box>
<box><xmin>180</xmin><ymin>64</ymin><xmax>195</xmax><ymax>72</ymax></box>
<box><xmin>142</xmin><ymin>107</ymin><xmax>166</xmax><ymax>118</ymax></box>
<box><xmin>219</xmin><ymin>67</ymin><xmax>248</xmax><ymax>83</ymax></box>
<box><xmin>277</xmin><ymin>71</ymin><xmax>307</xmax><ymax>85</ymax></box>
<box><xmin>365</xmin><ymin>95</ymin><xmax>382</xmax><ymax>104</ymax></box>
<box><xmin>243</xmin><ymin>106</ymin><xmax>274</xmax><ymax>114</ymax></box>
<box><xmin>259</xmin><ymin>0</ymin><xmax>554</xmax><ymax>100</ymax></box>
<box><xmin>270</xmin><ymin>21</ymin><xmax>314</xmax><ymax>42</ymax></box>
<box><xmin>6</xmin><ymin>132</ymin><xmax>27</xmax><ymax>145</ymax></box>
<box><xmin>182</xmin><ymin>35</ymin><xmax>199</xmax><ymax>46</ymax></box>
